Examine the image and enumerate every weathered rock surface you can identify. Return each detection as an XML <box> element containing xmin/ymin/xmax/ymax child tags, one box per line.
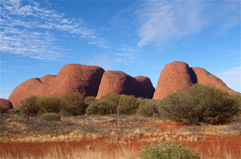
<box><xmin>0</xmin><ymin>98</ymin><xmax>13</xmax><ymax>109</ymax></box>
<box><xmin>153</xmin><ymin>61</ymin><xmax>193</xmax><ymax>100</ymax></box>
<box><xmin>134</xmin><ymin>76</ymin><xmax>155</xmax><ymax>98</ymax></box>
<box><xmin>96</xmin><ymin>71</ymin><xmax>155</xmax><ymax>99</ymax></box>
<box><xmin>40</xmin><ymin>75</ymin><xmax>56</xmax><ymax>83</ymax></box>
<box><xmin>8</xmin><ymin>64</ymin><xmax>105</xmax><ymax>108</ymax></box>
<box><xmin>153</xmin><ymin>61</ymin><xmax>235</xmax><ymax>100</ymax></box>
<box><xmin>191</xmin><ymin>67</ymin><xmax>233</xmax><ymax>93</ymax></box>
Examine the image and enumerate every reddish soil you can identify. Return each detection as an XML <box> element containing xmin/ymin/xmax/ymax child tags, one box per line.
<box><xmin>1</xmin><ymin>135</ymin><xmax>240</xmax><ymax>159</ymax></box>
<box><xmin>188</xmin><ymin>135</ymin><xmax>241</xmax><ymax>156</ymax></box>
<box><xmin>1</xmin><ymin>120</ymin><xmax>240</xmax><ymax>159</ymax></box>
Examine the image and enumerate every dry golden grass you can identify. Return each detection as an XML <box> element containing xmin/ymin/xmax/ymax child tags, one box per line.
<box><xmin>0</xmin><ymin>144</ymin><xmax>139</xmax><ymax>159</ymax></box>
<box><xmin>1</xmin><ymin>114</ymin><xmax>240</xmax><ymax>143</ymax></box>
<box><xmin>1</xmin><ymin>142</ymin><xmax>240</xmax><ymax>159</ymax></box>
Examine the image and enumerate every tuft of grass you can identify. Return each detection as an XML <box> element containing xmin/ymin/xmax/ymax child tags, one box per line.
<box><xmin>39</xmin><ymin>113</ymin><xmax>61</xmax><ymax>121</ymax></box>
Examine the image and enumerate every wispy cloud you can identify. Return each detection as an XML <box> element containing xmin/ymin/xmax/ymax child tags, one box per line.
<box><xmin>216</xmin><ymin>67</ymin><xmax>241</xmax><ymax>93</ymax></box>
<box><xmin>135</xmin><ymin>1</ymin><xmax>204</xmax><ymax>47</ymax></box>
<box><xmin>134</xmin><ymin>1</ymin><xmax>240</xmax><ymax>47</ymax></box>
<box><xmin>0</xmin><ymin>0</ymin><xmax>108</xmax><ymax>60</ymax></box>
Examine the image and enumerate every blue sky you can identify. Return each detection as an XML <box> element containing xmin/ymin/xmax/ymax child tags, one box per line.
<box><xmin>0</xmin><ymin>0</ymin><xmax>240</xmax><ymax>99</ymax></box>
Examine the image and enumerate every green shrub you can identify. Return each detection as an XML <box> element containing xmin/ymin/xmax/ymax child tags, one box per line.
<box><xmin>37</xmin><ymin>96</ymin><xmax>66</xmax><ymax>114</ymax></box>
<box><xmin>137</xmin><ymin>99</ymin><xmax>160</xmax><ymax>117</ymax></box>
<box><xmin>0</xmin><ymin>106</ymin><xmax>9</xmax><ymax>114</ymax></box>
<box><xmin>62</xmin><ymin>92</ymin><xmax>87</xmax><ymax>115</ymax></box>
<box><xmin>100</xmin><ymin>93</ymin><xmax>120</xmax><ymax>109</ymax></box>
<box><xmin>86</xmin><ymin>93</ymin><xmax>120</xmax><ymax>115</ymax></box>
<box><xmin>62</xmin><ymin>92</ymin><xmax>84</xmax><ymax>106</ymax></box>
<box><xmin>160</xmin><ymin>84</ymin><xmax>240</xmax><ymax>124</ymax></box>
<box><xmin>84</xmin><ymin>96</ymin><xmax>95</xmax><ymax>105</ymax></box>
<box><xmin>118</xmin><ymin>95</ymin><xmax>137</xmax><ymax>114</ymax></box>
<box><xmin>86</xmin><ymin>99</ymin><xmax>116</xmax><ymax>115</ymax></box>
<box><xmin>139</xmin><ymin>141</ymin><xmax>200</xmax><ymax>159</ymax></box>
<box><xmin>8</xmin><ymin>109</ymin><xmax>20</xmax><ymax>114</ymax></box>
<box><xmin>63</xmin><ymin>102</ymin><xmax>88</xmax><ymax>116</ymax></box>
<box><xmin>40</xmin><ymin>113</ymin><xmax>61</xmax><ymax>121</ymax></box>
<box><xmin>19</xmin><ymin>96</ymin><xmax>39</xmax><ymax>117</ymax></box>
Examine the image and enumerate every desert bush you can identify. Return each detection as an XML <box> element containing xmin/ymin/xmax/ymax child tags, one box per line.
<box><xmin>8</xmin><ymin>109</ymin><xmax>20</xmax><ymax>114</ymax></box>
<box><xmin>160</xmin><ymin>84</ymin><xmax>240</xmax><ymax>124</ymax></box>
<box><xmin>62</xmin><ymin>92</ymin><xmax>83</xmax><ymax>106</ymax></box>
<box><xmin>62</xmin><ymin>92</ymin><xmax>87</xmax><ymax>115</ymax></box>
<box><xmin>40</xmin><ymin>113</ymin><xmax>61</xmax><ymax>121</ymax></box>
<box><xmin>0</xmin><ymin>106</ymin><xmax>9</xmax><ymax>114</ymax></box>
<box><xmin>232</xmin><ymin>93</ymin><xmax>241</xmax><ymax>110</ymax></box>
<box><xmin>85</xmin><ymin>96</ymin><xmax>95</xmax><ymax>105</ymax></box>
<box><xmin>64</xmin><ymin>102</ymin><xmax>88</xmax><ymax>116</ymax></box>
<box><xmin>137</xmin><ymin>99</ymin><xmax>160</xmax><ymax>117</ymax></box>
<box><xmin>86</xmin><ymin>99</ymin><xmax>116</xmax><ymax>115</ymax></box>
<box><xmin>19</xmin><ymin>96</ymin><xmax>39</xmax><ymax>117</ymax></box>
<box><xmin>118</xmin><ymin>95</ymin><xmax>137</xmax><ymax>114</ymax></box>
<box><xmin>100</xmin><ymin>93</ymin><xmax>120</xmax><ymax>108</ymax></box>
<box><xmin>37</xmin><ymin>96</ymin><xmax>66</xmax><ymax>114</ymax></box>
<box><xmin>86</xmin><ymin>93</ymin><xmax>120</xmax><ymax>115</ymax></box>
<box><xmin>139</xmin><ymin>141</ymin><xmax>200</xmax><ymax>159</ymax></box>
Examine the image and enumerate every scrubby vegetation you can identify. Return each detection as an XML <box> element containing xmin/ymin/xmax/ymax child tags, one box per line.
<box><xmin>40</xmin><ymin>113</ymin><xmax>61</xmax><ymax>121</ymax></box>
<box><xmin>139</xmin><ymin>141</ymin><xmax>200</xmax><ymax>159</ymax></box>
<box><xmin>160</xmin><ymin>84</ymin><xmax>240</xmax><ymax>124</ymax></box>
<box><xmin>1</xmin><ymin>84</ymin><xmax>240</xmax><ymax>159</ymax></box>
<box><xmin>61</xmin><ymin>92</ymin><xmax>87</xmax><ymax>116</ymax></box>
<box><xmin>137</xmin><ymin>99</ymin><xmax>160</xmax><ymax>117</ymax></box>
<box><xmin>5</xmin><ymin>84</ymin><xmax>241</xmax><ymax>126</ymax></box>
<box><xmin>0</xmin><ymin>106</ymin><xmax>9</xmax><ymax>114</ymax></box>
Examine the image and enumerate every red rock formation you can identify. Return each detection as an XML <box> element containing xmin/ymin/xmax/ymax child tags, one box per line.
<box><xmin>40</xmin><ymin>75</ymin><xmax>56</xmax><ymax>83</ymax></box>
<box><xmin>134</xmin><ymin>76</ymin><xmax>155</xmax><ymax>98</ymax></box>
<box><xmin>191</xmin><ymin>67</ymin><xmax>233</xmax><ymax>93</ymax></box>
<box><xmin>46</xmin><ymin>64</ymin><xmax>105</xmax><ymax>97</ymax></box>
<box><xmin>153</xmin><ymin>61</ymin><xmax>193</xmax><ymax>100</ymax></box>
<box><xmin>0</xmin><ymin>98</ymin><xmax>13</xmax><ymax>109</ymax></box>
<box><xmin>8</xmin><ymin>64</ymin><xmax>104</xmax><ymax>108</ymax></box>
<box><xmin>96</xmin><ymin>71</ymin><xmax>155</xmax><ymax>99</ymax></box>
<box><xmin>96</xmin><ymin>71</ymin><xmax>131</xmax><ymax>99</ymax></box>
<box><xmin>153</xmin><ymin>61</ymin><xmax>235</xmax><ymax>100</ymax></box>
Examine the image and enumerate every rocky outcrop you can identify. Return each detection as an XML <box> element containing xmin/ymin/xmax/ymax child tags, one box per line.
<box><xmin>8</xmin><ymin>61</ymin><xmax>234</xmax><ymax>107</ymax></box>
<box><xmin>191</xmin><ymin>67</ymin><xmax>233</xmax><ymax>93</ymax></box>
<box><xmin>40</xmin><ymin>75</ymin><xmax>56</xmax><ymax>83</ymax></box>
<box><xmin>96</xmin><ymin>71</ymin><xmax>155</xmax><ymax>99</ymax></box>
<box><xmin>153</xmin><ymin>61</ymin><xmax>193</xmax><ymax>100</ymax></box>
<box><xmin>0</xmin><ymin>98</ymin><xmax>13</xmax><ymax>109</ymax></box>
<box><xmin>153</xmin><ymin>61</ymin><xmax>234</xmax><ymax>100</ymax></box>
<box><xmin>134</xmin><ymin>76</ymin><xmax>155</xmax><ymax>98</ymax></box>
<box><xmin>45</xmin><ymin>64</ymin><xmax>105</xmax><ymax>97</ymax></box>
<box><xmin>8</xmin><ymin>64</ymin><xmax>105</xmax><ymax>108</ymax></box>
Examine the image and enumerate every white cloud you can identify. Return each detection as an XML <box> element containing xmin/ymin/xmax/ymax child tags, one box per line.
<box><xmin>0</xmin><ymin>0</ymin><xmax>108</xmax><ymax>60</ymax></box>
<box><xmin>135</xmin><ymin>1</ymin><xmax>240</xmax><ymax>47</ymax></box>
<box><xmin>135</xmin><ymin>1</ymin><xmax>204</xmax><ymax>47</ymax></box>
<box><xmin>216</xmin><ymin>67</ymin><xmax>241</xmax><ymax>93</ymax></box>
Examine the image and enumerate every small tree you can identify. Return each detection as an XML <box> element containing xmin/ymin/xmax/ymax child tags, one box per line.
<box><xmin>19</xmin><ymin>96</ymin><xmax>39</xmax><ymax>120</ymax></box>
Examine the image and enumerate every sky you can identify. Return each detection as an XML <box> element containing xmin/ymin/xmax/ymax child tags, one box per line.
<box><xmin>0</xmin><ymin>0</ymin><xmax>240</xmax><ymax>99</ymax></box>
